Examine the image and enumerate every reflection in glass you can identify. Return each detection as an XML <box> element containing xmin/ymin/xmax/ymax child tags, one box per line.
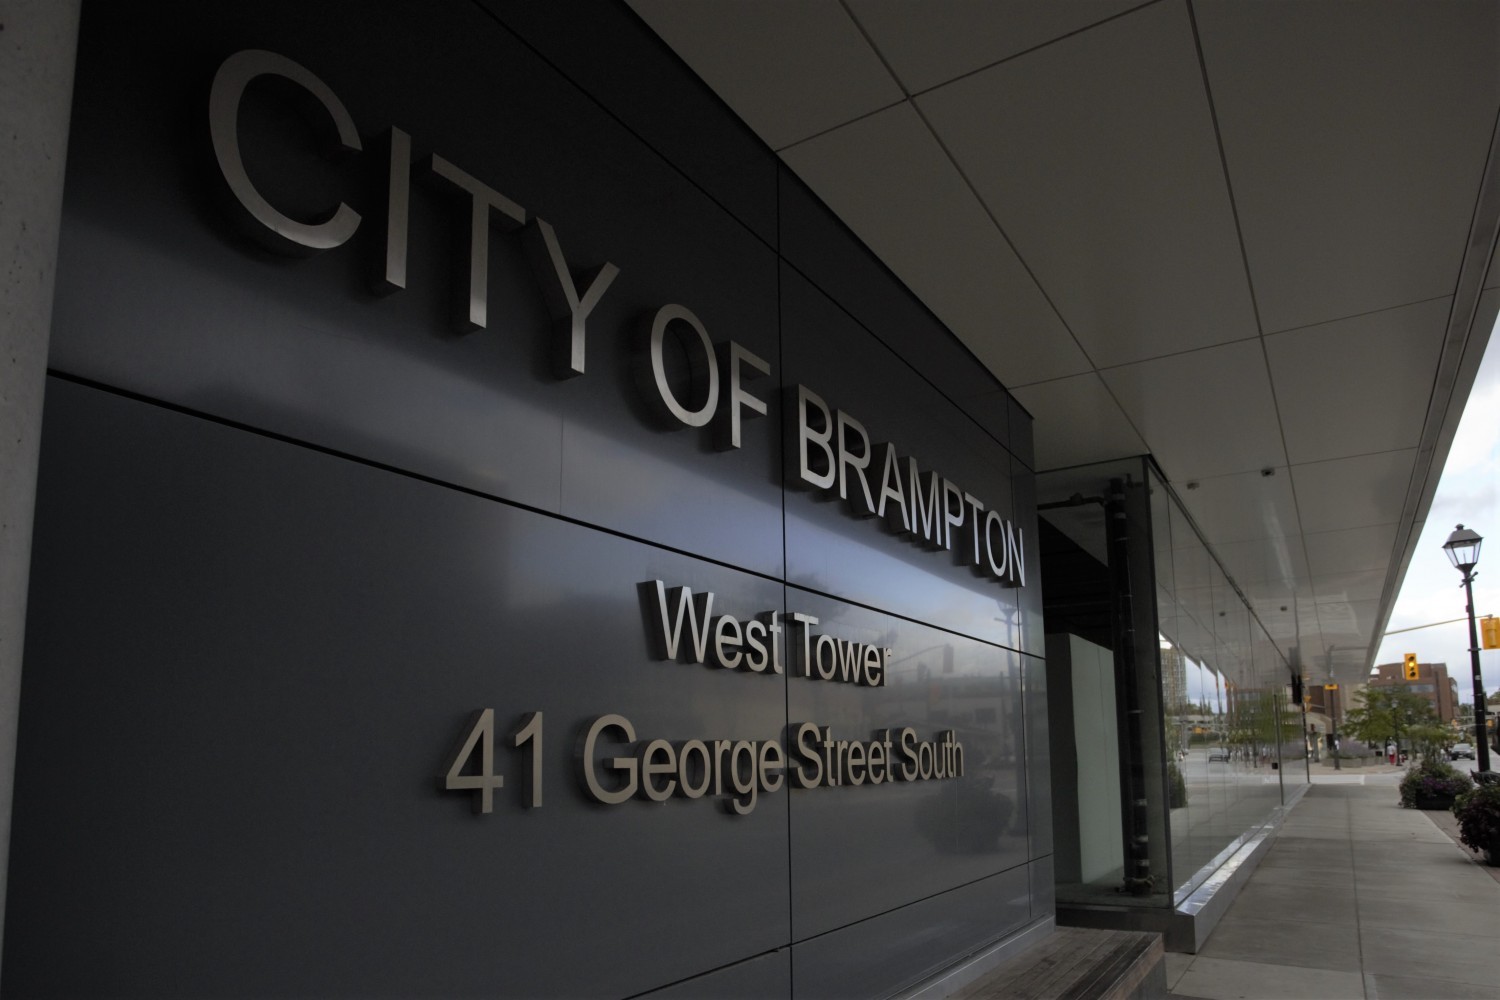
<box><xmin>1041</xmin><ymin>459</ymin><xmax>1303</xmax><ymax>910</ymax></box>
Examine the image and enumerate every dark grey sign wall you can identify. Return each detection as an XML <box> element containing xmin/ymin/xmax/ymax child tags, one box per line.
<box><xmin>6</xmin><ymin>1</ymin><xmax>1047</xmax><ymax>996</ymax></box>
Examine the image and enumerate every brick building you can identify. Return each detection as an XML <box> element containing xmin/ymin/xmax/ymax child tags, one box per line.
<box><xmin>1370</xmin><ymin>660</ymin><xmax>1460</xmax><ymax>723</ymax></box>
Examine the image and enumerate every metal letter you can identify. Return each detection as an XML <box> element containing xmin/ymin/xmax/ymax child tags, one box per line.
<box><xmin>677</xmin><ymin>740</ymin><xmax>712</xmax><ymax>799</ymax></box>
<box><xmin>711</xmin><ymin>615</ymin><xmax>744</xmax><ymax>670</ymax></box>
<box><xmin>794</xmin><ymin>386</ymin><xmax>836</xmax><ymax>489</ymax></box>
<box><xmin>876</xmin><ymin>442</ymin><xmax>910</xmax><ymax>532</ymax></box>
<box><xmin>720</xmin><ymin>341</ymin><xmax>770</xmax><ymax>449</ymax></box>
<box><xmin>208</xmin><ymin>49</ymin><xmax>363</xmax><ymax>254</ymax></box>
<box><xmin>941</xmin><ymin>478</ymin><xmax>965</xmax><ymax>551</ymax></box>
<box><xmin>526</xmin><ymin>218</ymin><xmax>619</xmax><ymax>377</ymax></box>
<box><xmin>379</xmin><ymin>127</ymin><xmax>411</xmax><ymax>291</ymax></box>
<box><xmin>836</xmin><ymin>411</ymin><xmax>877</xmax><ymax>515</ymax></box>
<box><xmin>639</xmin><ymin>739</ymin><xmax>677</xmax><ymax>802</ymax></box>
<box><xmin>907</xmin><ymin>459</ymin><xmax>943</xmax><ymax>548</ymax></box>
<box><xmin>580</xmin><ymin>715</ymin><xmax>637</xmax><ymax>805</ymax></box>
<box><xmin>511</xmin><ymin>711</ymin><xmax>544</xmax><ymax>809</ymax></box>
<box><xmin>1005</xmin><ymin>521</ymin><xmax>1026</xmax><ymax>587</ymax></box>
<box><xmin>984</xmin><ymin>509</ymin><xmax>1009</xmax><ymax>580</ymax></box>
<box><xmin>429</xmin><ymin>154</ymin><xmax>527</xmax><ymax>330</ymax></box>
<box><xmin>648</xmin><ymin>304</ymin><xmax>719</xmax><ymax>427</ymax></box>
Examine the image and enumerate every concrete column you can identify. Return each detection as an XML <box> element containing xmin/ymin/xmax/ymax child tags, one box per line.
<box><xmin>0</xmin><ymin>0</ymin><xmax>82</xmax><ymax>964</ymax></box>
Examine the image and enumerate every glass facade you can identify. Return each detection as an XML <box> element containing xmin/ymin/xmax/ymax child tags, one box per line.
<box><xmin>1041</xmin><ymin>458</ymin><xmax>1306</xmax><ymax>910</ymax></box>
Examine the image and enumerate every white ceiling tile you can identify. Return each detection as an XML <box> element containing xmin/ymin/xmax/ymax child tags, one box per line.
<box><xmin>1195</xmin><ymin>1</ymin><xmax>1500</xmax><ymax>332</ymax></box>
<box><xmin>1266</xmin><ymin>298</ymin><xmax>1450</xmax><ymax>465</ymax></box>
<box><xmin>1291</xmin><ymin>450</ymin><xmax>1417</xmax><ymax>534</ymax></box>
<box><xmin>629</xmin><ymin>0</ymin><xmax>903</xmax><ymax>149</ymax></box>
<box><xmin>848</xmin><ymin>0</ymin><xmax>1142</xmax><ymax>94</ymax></box>
<box><xmin>1304</xmin><ymin>524</ymin><xmax>1399</xmax><ymax>578</ymax></box>
<box><xmin>914</xmin><ymin>0</ymin><xmax>1259</xmax><ymax>368</ymax></box>
<box><xmin>1011</xmin><ymin>373</ymin><xmax>1146</xmax><ymax>470</ymax></box>
<box><xmin>780</xmin><ymin>103</ymin><xmax>1089</xmax><ymax>387</ymax></box>
<box><xmin>1100</xmin><ymin>340</ymin><xmax>1286</xmax><ymax>481</ymax></box>
<box><xmin>1211</xmin><ymin>537</ymin><xmax>1308</xmax><ymax>589</ymax></box>
<box><xmin>1176</xmin><ymin>469</ymin><xmax>1300</xmax><ymax>545</ymax></box>
<box><xmin>1313</xmin><ymin>570</ymin><xmax>1387</xmax><ymax>606</ymax></box>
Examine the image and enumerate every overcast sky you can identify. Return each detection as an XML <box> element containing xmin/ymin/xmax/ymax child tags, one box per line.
<box><xmin>1373</xmin><ymin>314</ymin><xmax>1500</xmax><ymax>702</ymax></box>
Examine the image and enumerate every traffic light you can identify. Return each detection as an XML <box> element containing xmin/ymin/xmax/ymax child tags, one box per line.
<box><xmin>1404</xmin><ymin>653</ymin><xmax>1420</xmax><ymax>680</ymax></box>
<box><xmin>1483</xmin><ymin>616</ymin><xmax>1500</xmax><ymax>651</ymax></box>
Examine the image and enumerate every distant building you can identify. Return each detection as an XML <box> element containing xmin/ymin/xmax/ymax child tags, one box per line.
<box><xmin>1370</xmin><ymin>661</ymin><xmax>1459</xmax><ymax>723</ymax></box>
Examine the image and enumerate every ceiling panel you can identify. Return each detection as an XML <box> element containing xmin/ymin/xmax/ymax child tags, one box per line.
<box><xmin>915</xmin><ymin>0</ymin><xmax>1258</xmax><ymax>369</ymax></box>
<box><xmin>1211</xmin><ymin>537</ymin><xmax>1308</xmax><ymax>590</ymax></box>
<box><xmin>1100</xmin><ymin>339</ymin><xmax>1286</xmax><ymax>481</ymax></box>
<box><xmin>1304</xmin><ymin>523</ymin><xmax>1399</xmax><ymax>578</ymax></box>
<box><xmin>1313</xmin><ymin>569</ymin><xmax>1387</xmax><ymax>606</ymax></box>
<box><xmin>1266</xmin><ymin>297</ymin><xmax>1451</xmax><ymax>465</ymax></box>
<box><xmin>848</xmin><ymin>0</ymin><xmax>1143</xmax><ymax>95</ymax></box>
<box><xmin>1011</xmin><ymin>373</ymin><xmax>1146</xmax><ymax>470</ymax></box>
<box><xmin>1291</xmin><ymin>449</ymin><xmax>1417</xmax><ymax>534</ymax></box>
<box><xmin>779</xmin><ymin>103</ymin><xmax>1088</xmax><ymax>387</ymax></box>
<box><xmin>628</xmin><ymin>0</ymin><xmax>902</xmax><ymax>150</ymax></box>
<box><xmin>1195</xmin><ymin>0</ymin><xmax>1500</xmax><ymax>333</ymax></box>
<box><xmin>1176</xmin><ymin>469</ymin><xmax>1300</xmax><ymax>545</ymax></box>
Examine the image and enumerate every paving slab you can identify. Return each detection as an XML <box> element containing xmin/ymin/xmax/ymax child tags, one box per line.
<box><xmin>1196</xmin><ymin>912</ymin><xmax>1360</xmax><ymax>973</ymax></box>
<box><xmin>1170</xmin><ymin>956</ymin><xmax>1363</xmax><ymax>1000</ymax></box>
<box><xmin>1167</xmin><ymin>783</ymin><xmax>1500</xmax><ymax>1000</ymax></box>
<box><xmin>1364</xmin><ymin>971</ymin><xmax>1499</xmax><ymax>999</ymax></box>
<box><xmin>1358</xmin><ymin>926</ymin><xmax>1500</xmax><ymax>984</ymax></box>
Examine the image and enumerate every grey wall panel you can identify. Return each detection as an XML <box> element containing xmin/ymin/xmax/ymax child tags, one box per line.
<box><xmin>1024</xmin><ymin>652</ymin><xmax>1054</xmax><ymax>860</ymax></box>
<box><xmin>637</xmin><ymin>949</ymin><xmax>791</xmax><ymax>1000</ymax></box>
<box><xmin>478</xmin><ymin>0</ymin><xmax>779</xmax><ymax>248</ymax></box>
<box><xmin>779</xmin><ymin>265</ymin><xmax>1024</xmax><ymax>650</ymax></box>
<box><xmin>777</xmin><ymin>167</ymin><xmax>1012</xmax><ymax>442</ymax></box>
<box><xmin>53</xmin><ymin>0</ymin><xmax>784</xmax><ymax>576</ymax></box>
<box><xmin>5</xmin><ymin>379</ymin><xmax>790</xmax><ymax>998</ymax></box>
<box><xmin>1030</xmin><ymin>855</ymin><xmax>1057</xmax><ymax>923</ymax></box>
<box><xmin>1010</xmin><ymin>395</ymin><xmax>1036</xmax><ymax>472</ymax></box>
<box><xmin>1014</xmin><ymin>458</ymin><xmax>1046</xmax><ymax>658</ymax></box>
<box><xmin>784</xmin><ymin>588</ymin><xmax>1028</xmax><ymax>941</ymax></box>
<box><xmin>790</xmin><ymin>867</ymin><xmax>1032</xmax><ymax>1000</ymax></box>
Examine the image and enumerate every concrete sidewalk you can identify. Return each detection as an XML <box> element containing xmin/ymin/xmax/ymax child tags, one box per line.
<box><xmin>1165</xmin><ymin>781</ymin><xmax>1500</xmax><ymax>1000</ymax></box>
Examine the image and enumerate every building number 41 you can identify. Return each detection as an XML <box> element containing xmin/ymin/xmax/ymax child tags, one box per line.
<box><xmin>441</xmin><ymin>709</ymin><xmax>543</xmax><ymax>813</ymax></box>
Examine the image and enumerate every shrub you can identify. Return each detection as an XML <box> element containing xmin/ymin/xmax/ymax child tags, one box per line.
<box><xmin>1453</xmin><ymin>782</ymin><xmax>1500</xmax><ymax>855</ymax></box>
<box><xmin>1399</xmin><ymin>757</ymin><xmax>1472</xmax><ymax>807</ymax></box>
<box><xmin>1167</xmin><ymin>760</ymin><xmax>1187</xmax><ymax>809</ymax></box>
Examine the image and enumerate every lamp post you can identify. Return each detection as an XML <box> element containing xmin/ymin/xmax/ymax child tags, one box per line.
<box><xmin>1443</xmin><ymin>524</ymin><xmax>1487</xmax><ymax>772</ymax></box>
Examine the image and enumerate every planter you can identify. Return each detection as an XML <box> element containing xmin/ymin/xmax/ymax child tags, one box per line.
<box><xmin>1414</xmin><ymin>793</ymin><xmax>1458</xmax><ymax>810</ymax></box>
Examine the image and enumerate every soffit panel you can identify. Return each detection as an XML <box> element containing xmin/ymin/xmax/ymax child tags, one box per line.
<box><xmin>628</xmin><ymin>0</ymin><xmax>903</xmax><ymax>150</ymax></box>
<box><xmin>1316</xmin><ymin>599</ymin><xmax>1383</xmax><ymax>639</ymax></box>
<box><xmin>914</xmin><ymin>0</ymin><xmax>1259</xmax><ymax>369</ymax></box>
<box><xmin>847</xmin><ymin>0</ymin><xmax>1145</xmax><ymax>95</ymax></box>
<box><xmin>779</xmin><ymin>103</ymin><xmax>1089</xmax><ymax>387</ymax></box>
<box><xmin>1010</xmin><ymin>373</ymin><xmax>1147</xmax><ymax>471</ymax></box>
<box><xmin>1176</xmin><ymin>470</ymin><xmax>1301</xmax><ymax>545</ymax></box>
<box><xmin>1195</xmin><ymin>0</ymin><xmax>1500</xmax><ymax>333</ymax></box>
<box><xmin>1100</xmin><ymin>340</ymin><xmax>1286</xmax><ymax>481</ymax></box>
<box><xmin>1313</xmin><ymin>569</ymin><xmax>1387</xmax><ymax>606</ymax></box>
<box><xmin>1291</xmin><ymin>449</ymin><xmax>1418</xmax><ymax>534</ymax></box>
<box><xmin>1304</xmin><ymin>523</ymin><xmax>1400</xmax><ymax>579</ymax></box>
<box><xmin>1265</xmin><ymin>297</ymin><xmax>1451</xmax><ymax>465</ymax></box>
<box><xmin>1210</xmin><ymin>537</ymin><xmax>1308</xmax><ymax>590</ymax></box>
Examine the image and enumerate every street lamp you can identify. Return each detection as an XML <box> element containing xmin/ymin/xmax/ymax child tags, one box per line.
<box><xmin>1443</xmin><ymin>524</ymin><xmax>1487</xmax><ymax>772</ymax></box>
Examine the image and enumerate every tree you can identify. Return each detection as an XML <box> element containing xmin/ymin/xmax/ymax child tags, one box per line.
<box><xmin>1343</xmin><ymin>687</ymin><xmax>1438</xmax><ymax>751</ymax></box>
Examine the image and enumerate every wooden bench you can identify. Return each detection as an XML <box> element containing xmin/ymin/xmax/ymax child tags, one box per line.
<box><xmin>952</xmin><ymin>926</ymin><xmax>1164</xmax><ymax>1000</ymax></box>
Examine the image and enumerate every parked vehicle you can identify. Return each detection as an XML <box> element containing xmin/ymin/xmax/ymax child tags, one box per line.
<box><xmin>1208</xmin><ymin>747</ymin><xmax>1231</xmax><ymax>762</ymax></box>
<box><xmin>1452</xmin><ymin>743</ymin><xmax>1476</xmax><ymax>760</ymax></box>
